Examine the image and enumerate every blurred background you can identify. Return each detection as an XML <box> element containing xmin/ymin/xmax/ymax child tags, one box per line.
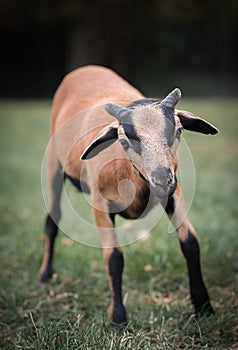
<box><xmin>0</xmin><ymin>0</ymin><xmax>237</xmax><ymax>98</ymax></box>
<box><xmin>1</xmin><ymin>2</ymin><xmax>238</xmax><ymax>347</ymax></box>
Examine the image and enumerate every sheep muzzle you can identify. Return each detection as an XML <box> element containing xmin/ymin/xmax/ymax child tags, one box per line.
<box><xmin>148</xmin><ymin>168</ymin><xmax>177</xmax><ymax>199</ymax></box>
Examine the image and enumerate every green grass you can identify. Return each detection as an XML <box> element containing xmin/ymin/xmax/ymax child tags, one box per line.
<box><xmin>0</xmin><ymin>98</ymin><xmax>238</xmax><ymax>349</ymax></box>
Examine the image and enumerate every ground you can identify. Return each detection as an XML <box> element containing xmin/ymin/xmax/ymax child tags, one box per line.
<box><xmin>0</xmin><ymin>98</ymin><xmax>237</xmax><ymax>349</ymax></box>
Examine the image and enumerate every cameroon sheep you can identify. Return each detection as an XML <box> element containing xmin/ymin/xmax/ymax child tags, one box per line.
<box><xmin>40</xmin><ymin>65</ymin><xmax>218</xmax><ymax>329</ymax></box>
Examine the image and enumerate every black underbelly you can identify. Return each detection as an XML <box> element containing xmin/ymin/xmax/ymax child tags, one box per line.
<box><xmin>64</xmin><ymin>172</ymin><xmax>90</xmax><ymax>194</ymax></box>
<box><xmin>108</xmin><ymin>186</ymin><xmax>152</xmax><ymax>220</ymax></box>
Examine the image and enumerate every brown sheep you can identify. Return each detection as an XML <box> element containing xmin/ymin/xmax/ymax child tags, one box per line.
<box><xmin>40</xmin><ymin>65</ymin><xmax>218</xmax><ymax>329</ymax></box>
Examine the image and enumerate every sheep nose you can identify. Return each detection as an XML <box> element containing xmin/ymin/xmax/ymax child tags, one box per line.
<box><xmin>151</xmin><ymin>168</ymin><xmax>173</xmax><ymax>188</ymax></box>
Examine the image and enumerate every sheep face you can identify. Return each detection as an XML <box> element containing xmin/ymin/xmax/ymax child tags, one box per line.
<box><xmin>81</xmin><ymin>88</ymin><xmax>219</xmax><ymax>200</ymax></box>
<box><xmin>116</xmin><ymin>104</ymin><xmax>181</xmax><ymax>199</ymax></box>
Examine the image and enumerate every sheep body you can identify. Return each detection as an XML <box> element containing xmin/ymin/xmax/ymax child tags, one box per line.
<box><xmin>40</xmin><ymin>65</ymin><xmax>218</xmax><ymax>329</ymax></box>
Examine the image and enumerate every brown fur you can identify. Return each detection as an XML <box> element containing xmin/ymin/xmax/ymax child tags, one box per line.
<box><xmin>40</xmin><ymin>65</ymin><xmax>214</xmax><ymax>327</ymax></box>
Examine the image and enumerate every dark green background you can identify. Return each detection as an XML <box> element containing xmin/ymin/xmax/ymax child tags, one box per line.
<box><xmin>0</xmin><ymin>0</ymin><xmax>237</xmax><ymax>98</ymax></box>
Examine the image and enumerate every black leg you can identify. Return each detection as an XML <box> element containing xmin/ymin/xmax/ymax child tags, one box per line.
<box><xmin>40</xmin><ymin>215</ymin><xmax>59</xmax><ymax>282</ymax></box>
<box><xmin>109</xmin><ymin>248</ymin><xmax>127</xmax><ymax>329</ymax></box>
<box><xmin>92</xmin><ymin>207</ymin><xmax>127</xmax><ymax>330</ymax></box>
<box><xmin>40</xmin><ymin>163</ymin><xmax>63</xmax><ymax>282</ymax></box>
<box><xmin>180</xmin><ymin>230</ymin><xmax>214</xmax><ymax>315</ymax></box>
<box><xmin>164</xmin><ymin>186</ymin><xmax>214</xmax><ymax>315</ymax></box>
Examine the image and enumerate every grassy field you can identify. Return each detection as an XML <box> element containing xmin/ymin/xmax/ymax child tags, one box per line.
<box><xmin>0</xmin><ymin>98</ymin><xmax>238</xmax><ymax>349</ymax></box>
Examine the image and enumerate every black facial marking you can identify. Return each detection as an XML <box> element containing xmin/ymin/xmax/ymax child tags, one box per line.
<box><xmin>121</xmin><ymin>123</ymin><xmax>142</xmax><ymax>155</ymax></box>
<box><xmin>160</xmin><ymin>105</ymin><xmax>176</xmax><ymax>146</ymax></box>
<box><xmin>123</xmin><ymin>124</ymin><xmax>142</xmax><ymax>155</ymax></box>
<box><xmin>161</xmin><ymin>105</ymin><xmax>175</xmax><ymax>126</ymax></box>
<box><xmin>123</xmin><ymin>123</ymin><xmax>140</xmax><ymax>141</ymax></box>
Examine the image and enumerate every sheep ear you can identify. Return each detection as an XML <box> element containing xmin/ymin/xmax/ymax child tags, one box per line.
<box><xmin>175</xmin><ymin>110</ymin><xmax>219</xmax><ymax>135</ymax></box>
<box><xmin>80</xmin><ymin>121</ymin><xmax>119</xmax><ymax>160</ymax></box>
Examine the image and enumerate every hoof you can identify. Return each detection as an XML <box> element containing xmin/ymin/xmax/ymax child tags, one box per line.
<box><xmin>111</xmin><ymin>321</ymin><xmax>128</xmax><ymax>333</ymax></box>
<box><xmin>195</xmin><ymin>301</ymin><xmax>215</xmax><ymax>317</ymax></box>
<box><xmin>39</xmin><ymin>269</ymin><xmax>52</xmax><ymax>283</ymax></box>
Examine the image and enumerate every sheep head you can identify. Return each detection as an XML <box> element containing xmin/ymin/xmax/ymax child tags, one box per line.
<box><xmin>81</xmin><ymin>88</ymin><xmax>219</xmax><ymax>199</ymax></box>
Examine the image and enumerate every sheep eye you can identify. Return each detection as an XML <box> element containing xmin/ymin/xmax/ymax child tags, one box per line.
<box><xmin>175</xmin><ymin>127</ymin><xmax>182</xmax><ymax>139</ymax></box>
<box><xmin>119</xmin><ymin>137</ymin><xmax>130</xmax><ymax>149</ymax></box>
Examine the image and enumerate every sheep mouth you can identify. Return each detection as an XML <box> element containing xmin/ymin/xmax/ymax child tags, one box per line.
<box><xmin>149</xmin><ymin>177</ymin><xmax>177</xmax><ymax>199</ymax></box>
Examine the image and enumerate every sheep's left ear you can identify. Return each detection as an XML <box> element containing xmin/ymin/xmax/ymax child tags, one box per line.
<box><xmin>175</xmin><ymin>110</ymin><xmax>219</xmax><ymax>135</ymax></box>
<box><xmin>80</xmin><ymin>121</ymin><xmax>119</xmax><ymax>160</ymax></box>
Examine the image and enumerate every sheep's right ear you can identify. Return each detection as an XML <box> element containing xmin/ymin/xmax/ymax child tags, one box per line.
<box><xmin>80</xmin><ymin>121</ymin><xmax>119</xmax><ymax>160</ymax></box>
<box><xmin>175</xmin><ymin>110</ymin><xmax>219</xmax><ymax>135</ymax></box>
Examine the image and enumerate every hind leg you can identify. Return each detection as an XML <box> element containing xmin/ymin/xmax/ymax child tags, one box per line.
<box><xmin>40</xmin><ymin>146</ymin><xmax>63</xmax><ymax>282</ymax></box>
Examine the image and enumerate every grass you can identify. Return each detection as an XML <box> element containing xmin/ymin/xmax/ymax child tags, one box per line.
<box><xmin>0</xmin><ymin>98</ymin><xmax>238</xmax><ymax>349</ymax></box>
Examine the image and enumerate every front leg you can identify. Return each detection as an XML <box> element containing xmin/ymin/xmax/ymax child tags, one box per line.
<box><xmin>164</xmin><ymin>186</ymin><xmax>214</xmax><ymax>315</ymax></box>
<box><xmin>92</xmin><ymin>207</ymin><xmax>127</xmax><ymax>330</ymax></box>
